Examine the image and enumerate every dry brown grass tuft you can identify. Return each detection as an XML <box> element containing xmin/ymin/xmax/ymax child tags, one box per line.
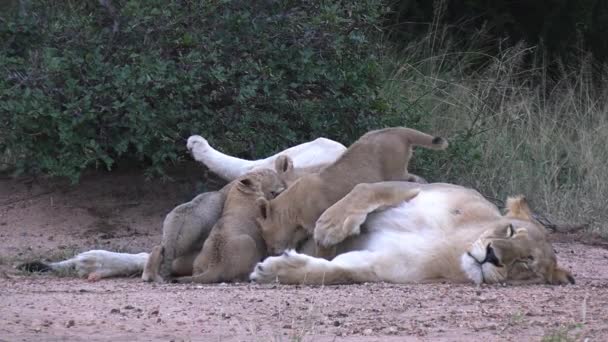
<box><xmin>382</xmin><ymin>25</ymin><xmax>608</xmax><ymax>236</ymax></box>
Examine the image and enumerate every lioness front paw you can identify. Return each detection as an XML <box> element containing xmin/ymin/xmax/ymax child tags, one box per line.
<box><xmin>186</xmin><ymin>135</ymin><xmax>210</xmax><ymax>152</ymax></box>
<box><xmin>249</xmin><ymin>250</ymin><xmax>308</xmax><ymax>284</ymax></box>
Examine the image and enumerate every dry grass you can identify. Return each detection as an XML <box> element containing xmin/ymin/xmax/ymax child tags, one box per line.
<box><xmin>382</xmin><ymin>22</ymin><xmax>608</xmax><ymax>236</ymax></box>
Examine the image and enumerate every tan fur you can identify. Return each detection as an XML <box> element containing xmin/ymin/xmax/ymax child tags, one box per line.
<box><xmin>314</xmin><ymin>182</ymin><xmax>422</xmax><ymax>247</ymax></box>
<box><xmin>274</xmin><ymin>155</ymin><xmax>328</xmax><ymax>187</ymax></box>
<box><xmin>251</xmin><ymin>182</ymin><xmax>574</xmax><ymax>286</ymax></box>
<box><xmin>505</xmin><ymin>195</ymin><xmax>534</xmax><ymax>221</ymax></box>
<box><xmin>141</xmin><ymin>185</ymin><xmax>231</xmax><ymax>282</ymax></box>
<box><xmin>274</xmin><ymin>154</ymin><xmax>428</xmax><ymax>187</ymax></box>
<box><xmin>257</xmin><ymin>127</ymin><xmax>448</xmax><ymax>255</ymax></box>
<box><xmin>174</xmin><ymin>169</ymin><xmax>285</xmax><ymax>283</ymax></box>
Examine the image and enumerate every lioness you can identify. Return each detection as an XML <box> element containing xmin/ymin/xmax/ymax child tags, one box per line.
<box><xmin>257</xmin><ymin>127</ymin><xmax>448</xmax><ymax>255</ymax></box>
<box><xmin>250</xmin><ymin>182</ymin><xmax>575</xmax><ymax>285</ymax></box>
<box><xmin>174</xmin><ymin>169</ymin><xmax>285</xmax><ymax>283</ymax></box>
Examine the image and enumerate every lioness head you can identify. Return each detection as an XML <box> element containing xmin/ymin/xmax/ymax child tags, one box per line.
<box><xmin>461</xmin><ymin>196</ymin><xmax>574</xmax><ymax>285</ymax></box>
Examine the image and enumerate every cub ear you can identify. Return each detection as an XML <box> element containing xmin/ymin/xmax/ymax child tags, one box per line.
<box><xmin>505</xmin><ymin>195</ymin><xmax>533</xmax><ymax>221</ymax></box>
<box><xmin>547</xmin><ymin>265</ymin><xmax>575</xmax><ymax>285</ymax></box>
<box><xmin>256</xmin><ymin>197</ymin><xmax>270</xmax><ymax>220</ymax></box>
<box><xmin>237</xmin><ymin>177</ymin><xmax>260</xmax><ymax>193</ymax></box>
<box><xmin>275</xmin><ymin>155</ymin><xmax>294</xmax><ymax>174</ymax></box>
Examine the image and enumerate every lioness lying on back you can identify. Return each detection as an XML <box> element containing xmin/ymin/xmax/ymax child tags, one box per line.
<box><xmin>174</xmin><ymin>169</ymin><xmax>285</xmax><ymax>283</ymax></box>
<box><xmin>257</xmin><ymin>127</ymin><xmax>448</xmax><ymax>255</ymax></box>
<box><xmin>251</xmin><ymin>182</ymin><xmax>575</xmax><ymax>286</ymax></box>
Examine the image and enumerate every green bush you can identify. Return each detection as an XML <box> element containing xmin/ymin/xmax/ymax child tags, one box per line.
<box><xmin>0</xmin><ymin>0</ymin><xmax>407</xmax><ymax>181</ymax></box>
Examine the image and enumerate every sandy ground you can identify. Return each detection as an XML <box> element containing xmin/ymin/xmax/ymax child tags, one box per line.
<box><xmin>1</xmin><ymin>167</ymin><xmax>607</xmax><ymax>341</ymax></box>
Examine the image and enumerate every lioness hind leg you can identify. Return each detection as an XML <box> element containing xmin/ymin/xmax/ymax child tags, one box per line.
<box><xmin>86</xmin><ymin>268</ymin><xmax>120</xmax><ymax>282</ymax></box>
<box><xmin>314</xmin><ymin>182</ymin><xmax>421</xmax><ymax>247</ymax></box>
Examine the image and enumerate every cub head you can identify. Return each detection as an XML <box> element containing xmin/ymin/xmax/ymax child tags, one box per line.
<box><xmin>461</xmin><ymin>196</ymin><xmax>574</xmax><ymax>286</ymax></box>
<box><xmin>256</xmin><ymin>191</ymin><xmax>309</xmax><ymax>256</ymax></box>
<box><xmin>235</xmin><ymin>169</ymin><xmax>285</xmax><ymax>199</ymax></box>
<box><xmin>275</xmin><ymin>155</ymin><xmax>327</xmax><ymax>187</ymax></box>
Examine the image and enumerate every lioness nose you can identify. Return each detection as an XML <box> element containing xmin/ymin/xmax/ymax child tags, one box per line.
<box><xmin>483</xmin><ymin>244</ymin><xmax>502</xmax><ymax>267</ymax></box>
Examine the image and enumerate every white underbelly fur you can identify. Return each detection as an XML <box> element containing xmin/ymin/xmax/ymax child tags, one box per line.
<box><xmin>364</xmin><ymin>189</ymin><xmax>451</xmax><ymax>247</ymax></box>
<box><xmin>334</xmin><ymin>190</ymin><xmax>454</xmax><ymax>282</ymax></box>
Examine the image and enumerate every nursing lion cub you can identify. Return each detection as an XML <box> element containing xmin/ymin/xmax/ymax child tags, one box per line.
<box><xmin>257</xmin><ymin>127</ymin><xmax>448</xmax><ymax>255</ymax></box>
<box><xmin>141</xmin><ymin>187</ymin><xmax>231</xmax><ymax>282</ymax></box>
<box><xmin>251</xmin><ymin>182</ymin><xmax>575</xmax><ymax>286</ymax></box>
<box><xmin>174</xmin><ymin>169</ymin><xmax>285</xmax><ymax>283</ymax></box>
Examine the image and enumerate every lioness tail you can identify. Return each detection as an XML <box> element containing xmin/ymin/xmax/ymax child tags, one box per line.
<box><xmin>17</xmin><ymin>258</ymin><xmax>78</xmax><ymax>273</ymax></box>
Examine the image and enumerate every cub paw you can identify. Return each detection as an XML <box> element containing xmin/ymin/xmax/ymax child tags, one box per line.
<box><xmin>141</xmin><ymin>272</ymin><xmax>164</xmax><ymax>283</ymax></box>
<box><xmin>314</xmin><ymin>212</ymin><xmax>365</xmax><ymax>247</ymax></box>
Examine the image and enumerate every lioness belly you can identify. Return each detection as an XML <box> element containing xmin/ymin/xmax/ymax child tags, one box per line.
<box><xmin>364</xmin><ymin>189</ymin><xmax>453</xmax><ymax>234</ymax></box>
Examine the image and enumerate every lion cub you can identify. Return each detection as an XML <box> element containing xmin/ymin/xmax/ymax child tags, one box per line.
<box><xmin>141</xmin><ymin>186</ymin><xmax>231</xmax><ymax>282</ymax></box>
<box><xmin>257</xmin><ymin>127</ymin><xmax>448</xmax><ymax>255</ymax></box>
<box><xmin>174</xmin><ymin>169</ymin><xmax>285</xmax><ymax>283</ymax></box>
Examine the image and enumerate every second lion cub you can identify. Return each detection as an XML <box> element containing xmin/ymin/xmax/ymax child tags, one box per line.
<box><xmin>257</xmin><ymin>127</ymin><xmax>448</xmax><ymax>255</ymax></box>
<box><xmin>174</xmin><ymin>169</ymin><xmax>285</xmax><ymax>283</ymax></box>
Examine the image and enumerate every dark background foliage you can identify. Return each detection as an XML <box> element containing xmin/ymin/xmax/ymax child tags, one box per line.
<box><xmin>388</xmin><ymin>0</ymin><xmax>608</xmax><ymax>65</ymax></box>
<box><xmin>1</xmin><ymin>0</ymin><xmax>406</xmax><ymax>181</ymax></box>
<box><xmin>1</xmin><ymin>0</ymin><xmax>606</xmax><ymax>181</ymax></box>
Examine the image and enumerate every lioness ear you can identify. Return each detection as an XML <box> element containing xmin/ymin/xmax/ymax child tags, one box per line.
<box><xmin>275</xmin><ymin>155</ymin><xmax>294</xmax><ymax>174</ymax></box>
<box><xmin>547</xmin><ymin>265</ymin><xmax>575</xmax><ymax>285</ymax></box>
<box><xmin>256</xmin><ymin>197</ymin><xmax>270</xmax><ymax>220</ymax></box>
<box><xmin>505</xmin><ymin>195</ymin><xmax>533</xmax><ymax>221</ymax></box>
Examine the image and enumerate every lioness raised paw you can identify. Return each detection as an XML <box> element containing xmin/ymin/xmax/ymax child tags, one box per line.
<box><xmin>249</xmin><ymin>250</ymin><xmax>310</xmax><ymax>284</ymax></box>
<box><xmin>187</xmin><ymin>135</ymin><xmax>210</xmax><ymax>154</ymax></box>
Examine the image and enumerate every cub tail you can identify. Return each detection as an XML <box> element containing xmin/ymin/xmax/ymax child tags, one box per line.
<box><xmin>399</xmin><ymin>127</ymin><xmax>448</xmax><ymax>150</ymax></box>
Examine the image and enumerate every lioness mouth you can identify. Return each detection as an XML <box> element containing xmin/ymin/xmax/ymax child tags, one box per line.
<box><xmin>466</xmin><ymin>244</ymin><xmax>503</xmax><ymax>268</ymax></box>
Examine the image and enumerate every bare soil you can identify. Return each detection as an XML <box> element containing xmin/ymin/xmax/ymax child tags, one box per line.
<box><xmin>1</xmin><ymin>167</ymin><xmax>607</xmax><ymax>341</ymax></box>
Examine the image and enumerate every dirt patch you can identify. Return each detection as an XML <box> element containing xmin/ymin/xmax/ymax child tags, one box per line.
<box><xmin>1</xmin><ymin>169</ymin><xmax>607</xmax><ymax>341</ymax></box>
